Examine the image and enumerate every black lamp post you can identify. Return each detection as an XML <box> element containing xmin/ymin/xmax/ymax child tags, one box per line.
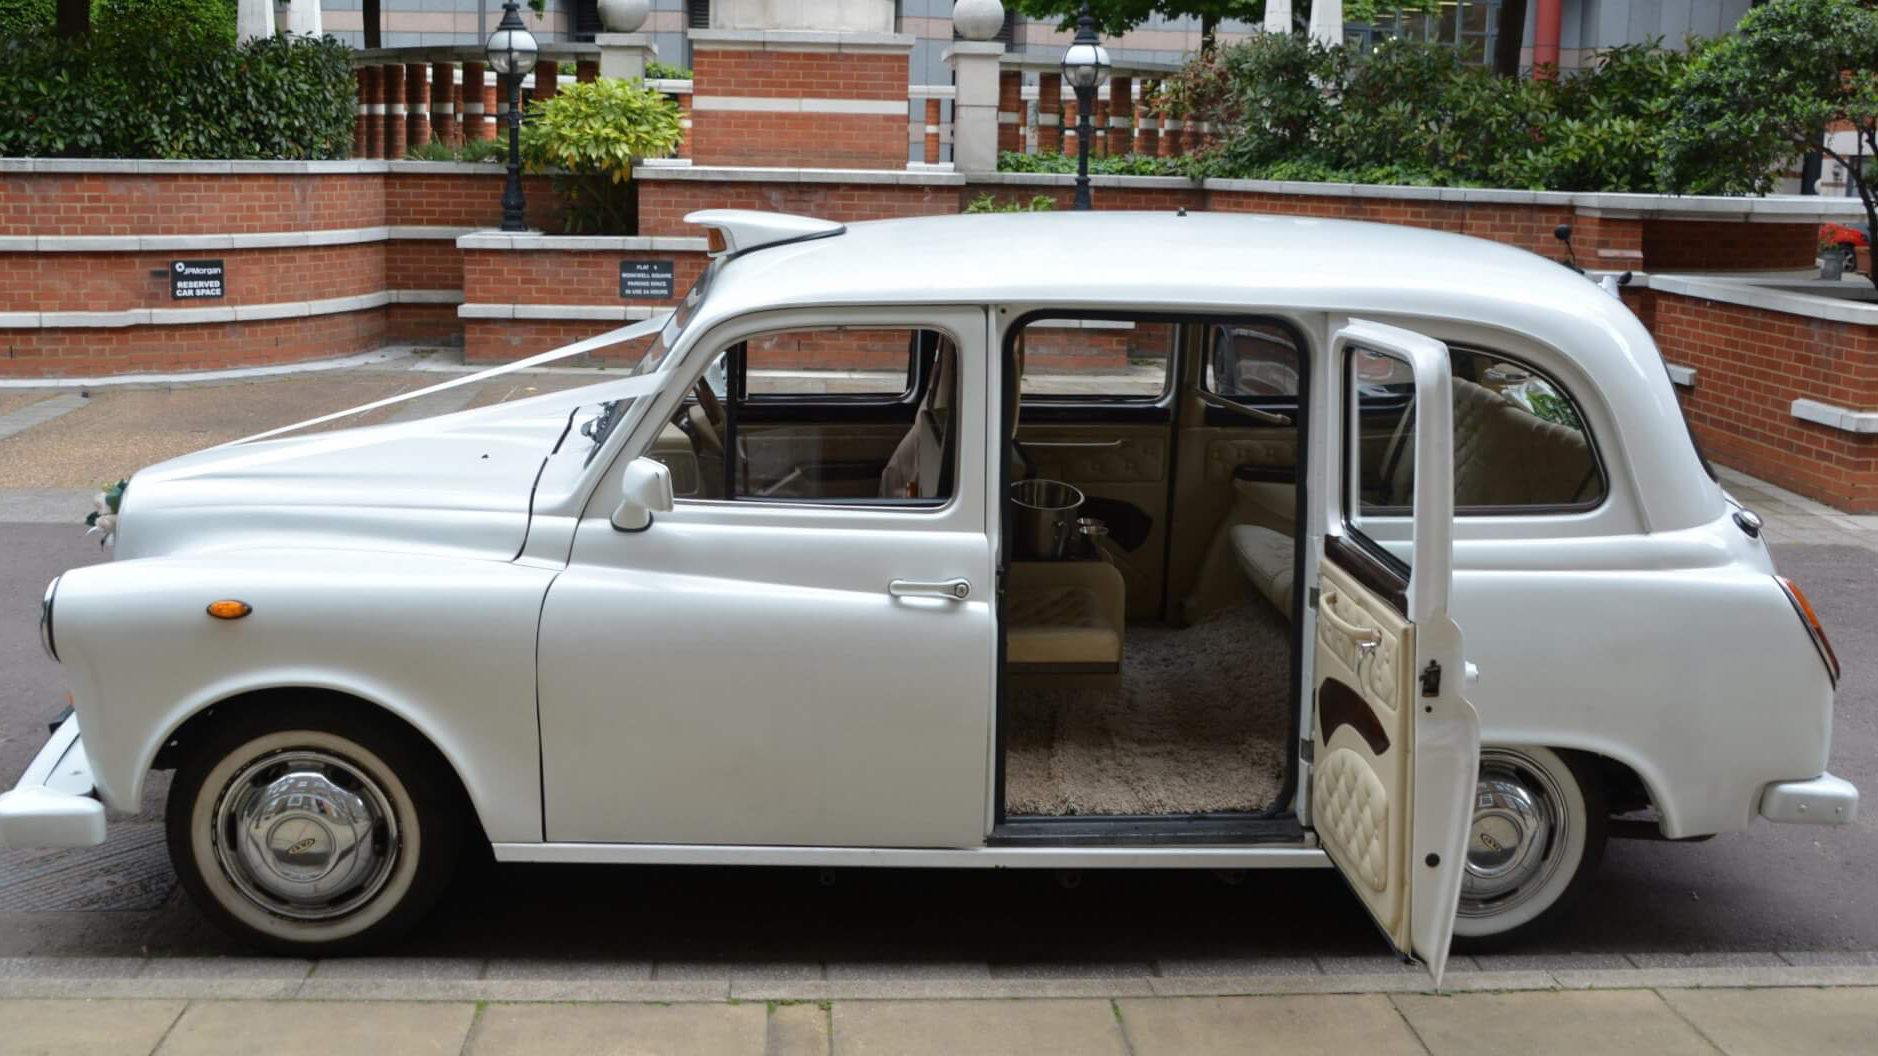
<box><xmin>1060</xmin><ymin>3</ymin><xmax>1110</xmax><ymax>212</ymax></box>
<box><xmin>486</xmin><ymin>0</ymin><xmax>539</xmax><ymax>232</ymax></box>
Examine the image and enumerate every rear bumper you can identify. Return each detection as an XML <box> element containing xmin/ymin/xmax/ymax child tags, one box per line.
<box><xmin>1759</xmin><ymin>772</ymin><xmax>1859</xmax><ymax>825</ymax></box>
<box><xmin>0</xmin><ymin>714</ymin><xmax>107</xmax><ymax>849</ymax></box>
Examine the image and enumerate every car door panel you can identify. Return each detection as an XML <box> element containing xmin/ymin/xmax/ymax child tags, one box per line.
<box><xmin>1310</xmin><ymin>318</ymin><xmax>1479</xmax><ymax>986</ymax></box>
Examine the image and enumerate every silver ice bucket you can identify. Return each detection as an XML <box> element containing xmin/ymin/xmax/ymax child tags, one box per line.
<box><xmin>1011</xmin><ymin>478</ymin><xmax>1085</xmax><ymax>560</ymax></box>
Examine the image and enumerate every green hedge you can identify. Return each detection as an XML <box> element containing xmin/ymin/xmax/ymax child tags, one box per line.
<box><xmin>1142</xmin><ymin>33</ymin><xmax>1742</xmax><ymax>194</ymax></box>
<box><xmin>0</xmin><ymin>25</ymin><xmax>354</xmax><ymax>159</ymax></box>
<box><xmin>0</xmin><ymin>0</ymin><xmax>235</xmax><ymax>39</ymax></box>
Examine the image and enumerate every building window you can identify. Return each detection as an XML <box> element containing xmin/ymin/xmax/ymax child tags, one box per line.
<box><xmin>1344</xmin><ymin>1</ymin><xmax>1498</xmax><ymax>66</ymax></box>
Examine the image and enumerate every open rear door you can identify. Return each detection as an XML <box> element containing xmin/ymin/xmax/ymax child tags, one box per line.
<box><xmin>1309</xmin><ymin>319</ymin><xmax>1479</xmax><ymax>985</ymax></box>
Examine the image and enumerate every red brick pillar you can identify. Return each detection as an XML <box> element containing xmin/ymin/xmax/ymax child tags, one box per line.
<box><xmin>687</xmin><ymin>36</ymin><xmax>911</xmax><ymax>168</ymax></box>
<box><xmin>482</xmin><ymin>81</ymin><xmax>499</xmax><ymax>141</ymax></box>
<box><xmin>1109</xmin><ymin>75</ymin><xmax>1131</xmax><ymax>158</ymax></box>
<box><xmin>380</xmin><ymin>64</ymin><xmax>405</xmax><ymax>160</ymax></box>
<box><xmin>677</xmin><ymin>92</ymin><xmax>692</xmax><ymax>157</ymax></box>
<box><xmin>576</xmin><ymin>59</ymin><xmax>599</xmax><ymax>83</ymax></box>
<box><xmin>996</xmin><ymin>70</ymin><xmax>1021</xmax><ymax>154</ymax></box>
<box><xmin>358</xmin><ymin>65</ymin><xmax>381</xmax><ymax>158</ymax></box>
<box><xmin>1094</xmin><ymin>95</ymin><xmax>1110</xmax><ymax>157</ymax></box>
<box><xmin>1160</xmin><ymin>110</ymin><xmax>1180</xmax><ymax>157</ymax></box>
<box><xmin>923</xmin><ymin>97</ymin><xmax>941</xmax><ymax>164</ymax></box>
<box><xmin>406</xmin><ymin>63</ymin><xmax>430</xmax><ymax>151</ymax></box>
<box><xmin>431</xmin><ymin>61</ymin><xmax>456</xmax><ymax>146</ymax></box>
<box><xmin>534</xmin><ymin>59</ymin><xmax>558</xmax><ymax>103</ymax></box>
<box><xmin>353</xmin><ymin>67</ymin><xmax>370</xmax><ymax>158</ymax></box>
<box><xmin>1038</xmin><ymin>72</ymin><xmax>1062</xmax><ymax>154</ymax></box>
<box><xmin>1136</xmin><ymin>81</ymin><xmax>1158</xmax><ymax>156</ymax></box>
<box><xmin>461</xmin><ymin>61</ymin><xmax>487</xmax><ymax>142</ymax></box>
<box><xmin>1062</xmin><ymin>96</ymin><xmax>1079</xmax><ymax>158</ymax></box>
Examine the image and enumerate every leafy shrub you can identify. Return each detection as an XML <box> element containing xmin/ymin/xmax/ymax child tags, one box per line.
<box><xmin>519</xmin><ymin>76</ymin><xmax>684</xmax><ymax>234</ymax></box>
<box><xmin>1156</xmin><ymin>32</ymin><xmax>1749</xmax><ymax>195</ymax></box>
<box><xmin>93</xmin><ymin>0</ymin><xmax>236</xmax><ymax>45</ymax></box>
<box><xmin>996</xmin><ymin>150</ymin><xmax>1183</xmax><ymax>176</ymax></box>
<box><xmin>0</xmin><ymin>0</ymin><xmax>53</xmax><ymax>34</ymax></box>
<box><xmin>405</xmin><ymin>138</ymin><xmax>508</xmax><ymax>163</ymax></box>
<box><xmin>645</xmin><ymin>60</ymin><xmax>692</xmax><ymax>80</ymax></box>
<box><xmin>964</xmin><ymin>193</ymin><xmax>1057</xmax><ymax>213</ymax></box>
<box><xmin>0</xmin><ymin>25</ymin><xmax>353</xmax><ymax>159</ymax></box>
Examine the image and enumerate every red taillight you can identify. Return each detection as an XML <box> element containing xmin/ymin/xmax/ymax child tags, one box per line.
<box><xmin>1777</xmin><ymin>576</ymin><xmax>1840</xmax><ymax>687</ymax></box>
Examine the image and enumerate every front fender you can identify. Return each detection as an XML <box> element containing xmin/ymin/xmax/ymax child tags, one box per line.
<box><xmin>51</xmin><ymin>549</ymin><xmax>557</xmax><ymax>843</ymax></box>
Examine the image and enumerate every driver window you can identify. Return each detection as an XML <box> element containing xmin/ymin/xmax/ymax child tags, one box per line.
<box><xmin>662</xmin><ymin>327</ymin><xmax>957</xmax><ymax>507</ymax></box>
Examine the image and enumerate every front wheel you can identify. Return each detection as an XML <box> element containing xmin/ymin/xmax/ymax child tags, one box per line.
<box><xmin>165</xmin><ymin>705</ymin><xmax>464</xmax><ymax>956</ymax></box>
<box><xmin>1451</xmin><ymin>746</ymin><xmax>1607</xmax><ymax>952</ymax></box>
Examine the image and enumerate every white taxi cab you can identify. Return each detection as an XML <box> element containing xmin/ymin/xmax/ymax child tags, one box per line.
<box><xmin>3</xmin><ymin>210</ymin><xmax>1856</xmax><ymax>980</ymax></box>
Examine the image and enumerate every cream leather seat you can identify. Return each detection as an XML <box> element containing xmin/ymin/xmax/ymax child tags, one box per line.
<box><xmin>879</xmin><ymin>339</ymin><xmax>952</xmax><ymax>500</ymax></box>
<box><xmin>1231</xmin><ymin>378</ymin><xmax>1597</xmax><ymax>621</ymax></box>
<box><xmin>1004</xmin><ymin>560</ymin><xmax>1126</xmax><ymax>672</ymax></box>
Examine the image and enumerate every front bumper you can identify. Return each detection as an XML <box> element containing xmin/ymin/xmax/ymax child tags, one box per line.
<box><xmin>1759</xmin><ymin>772</ymin><xmax>1859</xmax><ymax>825</ymax></box>
<box><xmin>0</xmin><ymin>713</ymin><xmax>107</xmax><ymax>849</ymax></box>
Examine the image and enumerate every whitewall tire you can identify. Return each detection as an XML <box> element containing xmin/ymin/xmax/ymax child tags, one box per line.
<box><xmin>165</xmin><ymin>706</ymin><xmax>464</xmax><ymax>955</ymax></box>
<box><xmin>1451</xmin><ymin>746</ymin><xmax>1606</xmax><ymax>951</ymax></box>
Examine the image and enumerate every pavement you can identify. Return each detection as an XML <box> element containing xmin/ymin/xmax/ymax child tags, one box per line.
<box><xmin>0</xmin><ymin>353</ymin><xmax>1876</xmax><ymax>1051</ymax></box>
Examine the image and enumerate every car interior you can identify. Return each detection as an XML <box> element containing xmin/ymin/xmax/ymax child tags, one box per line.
<box><xmin>646</xmin><ymin>314</ymin><xmax>1605</xmax><ymax>837</ymax></box>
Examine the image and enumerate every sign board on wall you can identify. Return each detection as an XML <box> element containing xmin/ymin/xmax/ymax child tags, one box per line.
<box><xmin>620</xmin><ymin>260</ymin><xmax>675</xmax><ymax>300</ymax></box>
<box><xmin>171</xmin><ymin>260</ymin><xmax>226</xmax><ymax>300</ymax></box>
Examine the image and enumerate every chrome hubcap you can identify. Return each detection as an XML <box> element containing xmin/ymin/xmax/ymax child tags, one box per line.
<box><xmin>1458</xmin><ymin>749</ymin><xmax>1568</xmax><ymax>918</ymax></box>
<box><xmin>212</xmin><ymin>750</ymin><xmax>399</xmax><ymax>921</ymax></box>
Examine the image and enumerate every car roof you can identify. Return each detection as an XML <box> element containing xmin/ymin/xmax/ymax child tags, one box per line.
<box><xmin>702</xmin><ymin>210</ymin><xmax>1620</xmax><ymax>327</ymax></box>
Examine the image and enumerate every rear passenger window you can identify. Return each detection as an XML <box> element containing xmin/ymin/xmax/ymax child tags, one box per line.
<box><xmin>1354</xmin><ymin>346</ymin><xmax>1605</xmax><ymax>515</ymax></box>
<box><xmin>1017</xmin><ymin>318</ymin><xmax>1174</xmax><ymax>399</ymax></box>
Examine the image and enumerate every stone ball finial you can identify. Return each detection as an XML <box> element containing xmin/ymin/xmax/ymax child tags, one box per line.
<box><xmin>953</xmin><ymin>0</ymin><xmax>1005</xmax><ymax>41</ymax></box>
<box><xmin>598</xmin><ymin>0</ymin><xmax>651</xmax><ymax>33</ymax></box>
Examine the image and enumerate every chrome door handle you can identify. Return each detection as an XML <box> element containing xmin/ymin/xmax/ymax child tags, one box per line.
<box><xmin>890</xmin><ymin>578</ymin><xmax>971</xmax><ymax>601</ymax></box>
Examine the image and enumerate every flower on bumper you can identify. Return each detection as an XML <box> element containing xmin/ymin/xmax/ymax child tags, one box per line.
<box><xmin>83</xmin><ymin>478</ymin><xmax>127</xmax><ymax>547</ymax></box>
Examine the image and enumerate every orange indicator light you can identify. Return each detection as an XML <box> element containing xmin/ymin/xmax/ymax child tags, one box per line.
<box><xmin>206</xmin><ymin>600</ymin><xmax>252</xmax><ymax>620</ymax></box>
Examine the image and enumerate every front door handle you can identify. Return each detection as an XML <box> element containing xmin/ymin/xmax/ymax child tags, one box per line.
<box><xmin>889</xmin><ymin>578</ymin><xmax>971</xmax><ymax>601</ymax></box>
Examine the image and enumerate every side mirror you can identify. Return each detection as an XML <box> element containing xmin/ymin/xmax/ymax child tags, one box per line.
<box><xmin>612</xmin><ymin>457</ymin><xmax>674</xmax><ymax>532</ymax></box>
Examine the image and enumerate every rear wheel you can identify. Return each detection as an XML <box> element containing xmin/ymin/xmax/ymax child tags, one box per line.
<box><xmin>1451</xmin><ymin>746</ymin><xmax>1606</xmax><ymax>952</ymax></box>
<box><xmin>165</xmin><ymin>705</ymin><xmax>464</xmax><ymax>955</ymax></box>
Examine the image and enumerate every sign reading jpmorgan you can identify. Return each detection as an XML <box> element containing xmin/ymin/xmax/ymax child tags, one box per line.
<box><xmin>619</xmin><ymin>259</ymin><xmax>675</xmax><ymax>300</ymax></box>
<box><xmin>171</xmin><ymin>259</ymin><xmax>226</xmax><ymax>300</ymax></box>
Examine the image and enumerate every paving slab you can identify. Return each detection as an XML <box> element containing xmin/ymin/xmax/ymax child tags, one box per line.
<box><xmin>154</xmin><ymin>999</ymin><xmax>475</xmax><ymax>1055</ymax></box>
<box><xmin>1780</xmin><ymin>950</ymin><xmax>1878</xmax><ymax>967</ymax></box>
<box><xmin>1660</xmin><ymin>986</ymin><xmax>1878</xmax><ymax>1056</ymax></box>
<box><xmin>1154</xmin><ymin>955</ymin><xmax>1320</xmax><ymax>978</ymax></box>
<box><xmin>830</xmin><ymin>998</ymin><xmax>1127</xmax><ymax>1056</ymax></box>
<box><xmin>1391</xmin><ymin>989</ymin><xmax>1716</xmax><ymax>1056</ymax></box>
<box><xmin>466</xmin><ymin>1001</ymin><xmax>769</xmax><ymax>1055</ymax></box>
<box><xmin>0</xmin><ymin>997</ymin><xmax>185</xmax><ymax>1056</ymax></box>
<box><xmin>768</xmin><ymin>1000</ymin><xmax>833</xmax><ymax>1056</ymax></box>
<box><xmin>482</xmin><ymin>956</ymin><xmax>652</xmax><ymax>981</ymax></box>
<box><xmin>1117</xmin><ymin>993</ymin><xmax>1425</xmax><ymax>1055</ymax></box>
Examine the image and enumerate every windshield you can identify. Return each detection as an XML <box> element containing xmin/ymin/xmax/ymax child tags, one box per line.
<box><xmin>585</xmin><ymin>262</ymin><xmax>716</xmax><ymax>457</ymax></box>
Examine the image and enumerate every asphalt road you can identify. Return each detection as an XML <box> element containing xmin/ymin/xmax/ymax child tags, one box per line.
<box><xmin>2</xmin><ymin>523</ymin><xmax>1873</xmax><ymax>962</ymax></box>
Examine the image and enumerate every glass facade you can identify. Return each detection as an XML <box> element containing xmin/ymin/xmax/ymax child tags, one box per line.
<box><xmin>1343</xmin><ymin>1</ymin><xmax>1501</xmax><ymax>66</ymax></box>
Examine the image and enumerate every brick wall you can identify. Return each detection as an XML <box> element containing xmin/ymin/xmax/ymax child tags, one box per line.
<box><xmin>2</xmin><ymin>244</ymin><xmax>386</xmax><ymax>314</ymax></box>
<box><xmin>461</xmin><ymin>248</ymin><xmax>709</xmax><ymax>307</ymax></box>
<box><xmin>638</xmin><ymin>179</ymin><xmax>957</xmax><ymax>236</ymax></box>
<box><xmin>0</xmin><ymin>171</ymin><xmax>386</xmax><ymax>236</ymax></box>
<box><xmin>688</xmin><ymin>48</ymin><xmax>909</xmax><ymax>170</ymax></box>
<box><xmin>3</xmin><ymin>312</ymin><xmax>385</xmax><ymax>378</ymax></box>
<box><xmin>1651</xmin><ymin>288</ymin><xmax>1878</xmax><ymax>511</ymax></box>
<box><xmin>465</xmin><ymin>320</ymin><xmax>658</xmax><ymax>364</ymax></box>
<box><xmin>1643</xmin><ymin>221</ymin><xmax>1818</xmax><ymax>273</ymax></box>
<box><xmin>384</xmin><ymin>169</ymin><xmax>560</xmax><ymax>230</ymax></box>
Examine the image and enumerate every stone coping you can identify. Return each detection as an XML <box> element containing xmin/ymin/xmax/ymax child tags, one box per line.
<box><xmin>687</xmin><ymin>29</ymin><xmax>915</xmax><ymax>53</ymax></box>
<box><xmin>1792</xmin><ymin>398</ymin><xmax>1878</xmax><ymax>434</ymax></box>
<box><xmin>0</xmin><ymin>159</ymin><xmax>523</xmax><ymax>175</ymax></box>
<box><xmin>1000</xmin><ymin>53</ymin><xmax>1183</xmax><ymax>77</ymax></box>
<box><xmin>970</xmin><ymin>171</ymin><xmax>1194</xmax><ymax>191</ymax></box>
<box><xmin>0</xmin><ymin>289</ymin><xmax>459</xmax><ymax>330</ymax></box>
<box><xmin>635</xmin><ymin>164</ymin><xmax>966</xmax><ymax>187</ymax></box>
<box><xmin>1644</xmin><ymin>273</ymin><xmax>1878</xmax><ymax>326</ymax></box>
<box><xmin>460</xmin><ymin>303</ymin><xmax>665</xmax><ymax>321</ymax></box>
<box><xmin>457</xmin><ymin>231</ymin><xmax>708</xmax><ymax>252</ymax></box>
<box><xmin>352</xmin><ymin>43</ymin><xmax>601</xmax><ymax>62</ymax></box>
<box><xmin>0</xmin><ymin>226</ymin><xmax>472</xmax><ymax>252</ymax></box>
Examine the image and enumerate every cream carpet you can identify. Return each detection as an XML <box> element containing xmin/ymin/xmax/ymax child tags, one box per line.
<box><xmin>1005</xmin><ymin>601</ymin><xmax>1294</xmax><ymax>817</ymax></box>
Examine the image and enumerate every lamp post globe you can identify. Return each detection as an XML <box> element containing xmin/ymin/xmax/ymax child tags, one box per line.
<box><xmin>486</xmin><ymin>0</ymin><xmax>539</xmax><ymax>232</ymax></box>
<box><xmin>1059</xmin><ymin>3</ymin><xmax>1109</xmax><ymax>211</ymax></box>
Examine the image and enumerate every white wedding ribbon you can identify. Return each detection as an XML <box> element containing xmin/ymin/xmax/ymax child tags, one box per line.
<box><xmin>235</xmin><ymin>314</ymin><xmax>674</xmax><ymax>446</ymax></box>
